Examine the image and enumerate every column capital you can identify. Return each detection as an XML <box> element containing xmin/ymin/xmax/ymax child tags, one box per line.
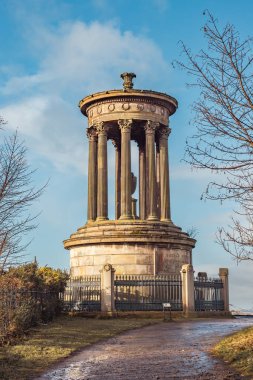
<box><xmin>118</xmin><ymin>119</ymin><xmax>132</xmax><ymax>132</ymax></box>
<box><xmin>86</xmin><ymin>127</ymin><xmax>97</xmax><ymax>141</ymax></box>
<box><xmin>144</xmin><ymin>120</ymin><xmax>159</xmax><ymax>134</ymax></box>
<box><xmin>95</xmin><ymin>121</ymin><xmax>108</xmax><ymax>135</ymax></box>
<box><xmin>159</xmin><ymin>126</ymin><xmax>171</xmax><ymax>139</ymax></box>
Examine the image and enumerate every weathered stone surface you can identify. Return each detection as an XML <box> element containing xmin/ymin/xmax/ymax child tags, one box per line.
<box><xmin>65</xmin><ymin>73</ymin><xmax>196</xmax><ymax>277</ymax></box>
<box><xmin>67</xmin><ymin>220</ymin><xmax>194</xmax><ymax>276</ymax></box>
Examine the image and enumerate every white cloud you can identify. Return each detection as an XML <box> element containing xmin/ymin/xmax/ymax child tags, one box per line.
<box><xmin>2</xmin><ymin>21</ymin><xmax>168</xmax><ymax>97</ymax></box>
<box><xmin>152</xmin><ymin>0</ymin><xmax>170</xmax><ymax>12</ymax></box>
<box><xmin>0</xmin><ymin>20</ymin><xmax>169</xmax><ymax>174</ymax></box>
<box><xmin>1</xmin><ymin>95</ymin><xmax>86</xmax><ymax>174</ymax></box>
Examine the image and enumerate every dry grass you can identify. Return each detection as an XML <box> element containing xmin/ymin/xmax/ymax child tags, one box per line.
<box><xmin>0</xmin><ymin>315</ymin><xmax>161</xmax><ymax>380</ymax></box>
<box><xmin>213</xmin><ymin>326</ymin><xmax>253</xmax><ymax>377</ymax></box>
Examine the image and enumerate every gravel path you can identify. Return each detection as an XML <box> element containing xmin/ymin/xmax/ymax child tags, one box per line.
<box><xmin>37</xmin><ymin>317</ymin><xmax>253</xmax><ymax>380</ymax></box>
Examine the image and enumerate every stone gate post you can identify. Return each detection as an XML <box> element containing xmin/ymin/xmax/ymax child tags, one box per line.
<box><xmin>100</xmin><ymin>264</ymin><xmax>115</xmax><ymax>314</ymax></box>
<box><xmin>219</xmin><ymin>268</ymin><xmax>229</xmax><ymax>313</ymax></box>
<box><xmin>181</xmin><ymin>264</ymin><xmax>195</xmax><ymax>315</ymax></box>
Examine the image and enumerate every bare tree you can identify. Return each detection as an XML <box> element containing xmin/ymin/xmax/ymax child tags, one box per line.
<box><xmin>0</xmin><ymin>120</ymin><xmax>45</xmax><ymax>271</ymax></box>
<box><xmin>186</xmin><ymin>227</ymin><xmax>199</xmax><ymax>239</ymax></box>
<box><xmin>176</xmin><ymin>11</ymin><xmax>253</xmax><ymax>261</ymax></box>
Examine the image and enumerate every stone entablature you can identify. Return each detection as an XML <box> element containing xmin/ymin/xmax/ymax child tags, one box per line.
<box><xmin>79</xmin><ymin>90</ymin><xmax>178</xmax><ymax>118</ymax></box>
<box><xmin>86</xmin><ymin>99</ymin><xmax>170</xmax><ymax>127</ymax></box>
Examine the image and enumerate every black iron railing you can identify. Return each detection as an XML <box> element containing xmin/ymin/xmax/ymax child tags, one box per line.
<box><xmin>60</xmin><ymin>275</ymin><xmax>101</xmax><ymax>311</ymax></box>
<box><xmin>194</xmin><ymin>277</ymin><xmax>224</xmax><ymax>311</ymax></box>
<box><xmin>115</xmin><ymin>274</ymin><xmax>182</xmax><ymax>311</ymax></box>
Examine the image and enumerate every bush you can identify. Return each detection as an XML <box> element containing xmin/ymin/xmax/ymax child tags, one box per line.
<box><xmin>10</xmin><ymin>297</ymin><xmax>40</xmax><ymax>336</ymax></box>
<box><xmin>0</xmin><ymin>263</ymin><xmax>69</xmax><ymax>344</ymax></box>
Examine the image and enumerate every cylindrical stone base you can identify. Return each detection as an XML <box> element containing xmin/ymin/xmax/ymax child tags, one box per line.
<box><xmin>70</xmin><ymin>243</ymin><xmax>191</xmax><ymax>276</ymax></box>
<box><xmin>65</xmin><ymin>221</ymin><xmax>195</xmax><ymax>277</ymax></box>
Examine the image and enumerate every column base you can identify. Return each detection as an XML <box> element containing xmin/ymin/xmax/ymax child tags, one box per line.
<box><xmin>147</xmin><ymin>215</ymin><xmax>158</xmax><ymax>221</ymax></box>
<box><xmin>96</xmin><ymin>217</ymin><xmax>109</xmax><ymax>222</ymax></box>
<box><xmin>87</xmin><ymin>219</ymin><xmax>96</xmax><ymax>224</ymax></box>
<box><xmin>119</xmin><ymin>214</ymin><xmax>133</xmax><ymax>220</ymax></box>
<box><xmin>160</xmin><ymin>218</ymin><xmax>172</xmax><ymax>223</ymax></box>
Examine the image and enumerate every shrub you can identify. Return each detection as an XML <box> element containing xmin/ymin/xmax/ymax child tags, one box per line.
<box><xmin>0</xmin><ymin>263</ymin><xmax>69</xmax><ymax>344</ymax></box>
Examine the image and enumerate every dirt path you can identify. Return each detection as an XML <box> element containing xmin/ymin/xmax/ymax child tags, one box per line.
<box><xmin>37</xmin><ymin>317</ymin><xmax>253</xmax><ymax>380</ymax></box>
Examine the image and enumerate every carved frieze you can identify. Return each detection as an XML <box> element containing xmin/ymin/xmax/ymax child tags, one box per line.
<box><xmin>122</xmin><ymin>103</ymin><xmax>130</xmax><ymax>111</ymax></box>
<box><xmin>108</xmin><ymin>104</ymin><xmax>115</xmax><ymax>111</ymax></box>
<box><xmin>86</xmin><ymin>99</ymin><xmax>169</xmax><ymax>127</ymax></box>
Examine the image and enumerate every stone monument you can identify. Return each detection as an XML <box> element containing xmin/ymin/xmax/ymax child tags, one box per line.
<box><xmin>64</xmin><ymin>73</ymin><xmax>196</xmax><ymax>276</ymax></box>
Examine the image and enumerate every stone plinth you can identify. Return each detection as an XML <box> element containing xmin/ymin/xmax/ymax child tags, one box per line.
<box><xmin>64</xmin><ymin>220</ymin><xmax>195</xmax><ymax>277</ymax></box>
<box><xmin>219</xmin><ymin>268</ymin><xmax>229</xmax><ymax>312</ymax></box>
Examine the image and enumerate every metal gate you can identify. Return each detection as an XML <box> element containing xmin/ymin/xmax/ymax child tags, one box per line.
<box><xmin>194</xmin><ymin>276</ymin><xmax>224</xmax><ymax>311</ymax></box>
<box><xmin>115</xmin><ymin>274</ymin><xmax>182</xmax><ymax>311</ymax></box>
<box><xmin>60</xmin><ymin>275</ymin><xmax>101</xmax><ymax>311</ymax></box>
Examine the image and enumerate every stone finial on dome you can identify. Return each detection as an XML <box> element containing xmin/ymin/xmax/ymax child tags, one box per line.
<box><xmin>121</xmin><ymin>72</ymin><xmax>136</xmax><ymax>90</ymax></box>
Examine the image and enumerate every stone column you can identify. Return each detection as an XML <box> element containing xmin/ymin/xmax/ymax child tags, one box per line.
<box><xmin>100</xmin><ymin>264</ymin><xmax>115</xmax><ymax>314</ymax></box>
<box><xmin>96</xmin><ymin>122</ymin><xmax>108</xmax><ymax>221</ymax></box>
<box><xmin>87</xmin><ymin>128</ymin><xmax>97</xmax><ymax>222</ymax></box>
<box><xmin>159</xmin><ymin>127</ymin><xmax>171</xmax><ymax>222</ymax></box>
<box><xmin>138</xmin><ymin>142</ymin><xmax>146</xmax><ymax>220</ymax></box>
<box><xmin>219</xmin><ymin>268</ymin><xmax>229</xmax><ymax>313</ymax></box>
<box><xmin>156</xmin><ymin>141</ymin><xmax>161</xmax><ymax>220</ymax></box>
<box><xmin>113</xmin><ymin>140</ymin><xmax>121</xmax><ymax>220</ymax></box>
<box><xmin>131</xmin><ymin>198</ymin><xmax>137</xmax><ymax>219</ymax></box>
<box><xmin>118</xmin><ymin>119</ymin><xmax>133</xmax><ymax>220</ymax></box>
<box><xmin>181</xmin><ymin>264</ymin><xmax>195</xmax><ymax>315</ymax></box>
<box><xmin>145</xmin><ymin>120</ymin><xmax>158</xmax><ymax>221</ymax></box>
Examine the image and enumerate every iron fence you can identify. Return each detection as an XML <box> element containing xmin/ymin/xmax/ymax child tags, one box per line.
<box><xmin>194</xmin><ymin>277</ymin><xmax>224</xmax><ymax>311</ymax></box>
<box><xmin>60</xmin><ymin>275</ymin><xmax>101</xmax><ymax>311</ymax></box>
<box><xmin>114</xmin><ymin>274</ymin><xmax>182</xmax><ymax>311</ymax></box>
<box><xmin>0</xmin><ymin>289</ymin><xmax>60</xmax><ymax>344</ymax></box>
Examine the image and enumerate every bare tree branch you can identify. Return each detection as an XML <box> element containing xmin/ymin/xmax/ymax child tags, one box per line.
<box><xmin>176</xmin><ymin>11</ymin><xmax>253</xmax><ymax>261</ymax></box>
<box><xmin>0</xmin><ymin>119</ymin><xmax>46</xmax><ymax>271</ymax></box>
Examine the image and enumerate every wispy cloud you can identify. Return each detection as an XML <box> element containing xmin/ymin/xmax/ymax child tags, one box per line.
<box><xmin>1</xmin><ymin>95</ymin><xmax>86</xmax><ymax>174</ymax></box>
<box><xmin>152</xmin><ymin>0</ymin><xmax>170</xmax><ymax>12</ymax></box>
<box><xmin>0</xmin><ymin>20</ymin><xmax>169</xmax><ymax>174</ymax></box>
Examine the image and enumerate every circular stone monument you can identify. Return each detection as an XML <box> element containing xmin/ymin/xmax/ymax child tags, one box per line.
<box><xmin>64</xmin><ymin>73</ymin><xmax>195</xmax><ymax>276</ymax></box>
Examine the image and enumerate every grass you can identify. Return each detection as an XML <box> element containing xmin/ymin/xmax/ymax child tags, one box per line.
<box><xmin>0</xmin><ymin>315</ymin><xmax>161</xmax><ymax>380</ymax></box>
<box><xmin>213</xmin><ymin>326</ymin><xmax>253</xmax><ymax>377</ymax></box>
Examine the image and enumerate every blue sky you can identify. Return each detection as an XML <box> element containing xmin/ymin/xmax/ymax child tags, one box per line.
<box><xmin>0</xmin><ymin>0</ymin><xmax>252</xmax><ymax>309</ymax></box>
